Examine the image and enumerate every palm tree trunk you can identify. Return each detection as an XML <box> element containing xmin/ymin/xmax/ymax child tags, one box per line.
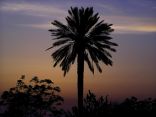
<box><xmin>77</xmin><ymin>50</ymin><xmax>84</xmax><ymax>117</ymax></box>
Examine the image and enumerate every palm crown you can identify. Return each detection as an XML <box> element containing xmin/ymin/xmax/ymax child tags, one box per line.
<box><xmin>48</xmin><ymin>7</ymin><xmax>118</xmax><ymax>75</ymax></box>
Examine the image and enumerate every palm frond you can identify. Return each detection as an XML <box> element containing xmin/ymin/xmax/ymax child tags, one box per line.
<box><xmin>52</xmin><ymin>43</ymin><xmax>77</xmax><ymax>76</ymax></box>
<box><xmin>95</xmin><ymin>62</ymin><xmax>102</xmax><ymax>73</ymax></box>
<box><xmin>53</xmin><ymin>39</ymin><xmax>72</xmax><ymax>47</ymax></box>
<box><xmin>52</xmin><ymin>44</ymin><xmax>71</xmax><ymax>67</ymax></box>
<box><xmin>84</xmin><ymin>52</ymin><xmax>94</xmax><ymax>74</ymax></box>
<box><xmin>89</xmin><ymin>22</ymin><xmax>114</xmax><ymax>37</ymax></box>
<box><xmin>87</xmin><ymin>45</ymin><xmax>113</xmax><ymax>66</ymax></box>
<box><xmin>49</xmin><ymin>20</ymin><xmax>76</xmax><ymax>40</ymax></box>
<box><xmin>51</xmin><ymin>20</ymin><xmax>68</xmax><ymax>31</ymax></box>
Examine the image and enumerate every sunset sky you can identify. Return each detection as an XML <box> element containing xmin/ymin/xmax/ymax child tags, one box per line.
<box><xmin>0</xmin><ymin>0</ymin><xmax>156</xmax><ymax>108</ymax></box>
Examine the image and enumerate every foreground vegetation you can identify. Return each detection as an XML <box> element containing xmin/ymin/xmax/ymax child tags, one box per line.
<box><xmin>0</xmin><ymin>76</ymin><xmax>63</xmax><ymax>117</ymax></box>
<box><xmin>65</xmin><ymin>91</ymin><xmax>156</xmax><ymax>117</ymax></box>
<box><xmin>0</xmin><ymin>76</ymin><xmax>156</xmax><ymax>117</ymax></box>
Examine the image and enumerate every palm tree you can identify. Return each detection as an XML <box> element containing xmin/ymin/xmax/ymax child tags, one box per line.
<box><xmin>47</xmin><ymin>7</ymin><xmax>118</xmax><ymax>116</ymax></box>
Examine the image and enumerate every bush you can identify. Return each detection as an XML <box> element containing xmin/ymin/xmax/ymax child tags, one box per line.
<box><xmin>0</xmin><ymin>75</ymin><xmax>64</xmax><ymax>117</ymax></box>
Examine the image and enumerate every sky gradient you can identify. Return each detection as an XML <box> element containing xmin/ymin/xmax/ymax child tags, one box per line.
<box><xmin>0</xmin><ymin>0</ymin><xmax>156</xmax><ymax>109</ymax></box>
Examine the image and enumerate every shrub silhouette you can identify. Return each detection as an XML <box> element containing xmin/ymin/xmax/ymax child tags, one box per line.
<box><xmin>65</xmin><ymin>90</ymin><xmax>112</xmax><ymax>117</ymax></box>
<box><xmin>0</xmin><ymin>75</ymin><xmax>64</xmax><ymax>117</ymax></box>
<box><xmin>65</xmin><ymin>91</ymin><xmax>156</xmax><ymax>117</ymax></box>
<box><xmin>114</xmin><ymin>97</ymin><xmax>156</xmax><ymax>117</ymax></box>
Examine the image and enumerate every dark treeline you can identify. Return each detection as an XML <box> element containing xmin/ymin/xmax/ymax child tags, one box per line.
<box><xmin>0</xmin><ymin>76</ymin><xmax>156</xmax><ymax>117</ymax></box>
<box><xmin>65</xmin><ymin>91</ymin><xmax>156</xmax><ymax>117</ymax></box>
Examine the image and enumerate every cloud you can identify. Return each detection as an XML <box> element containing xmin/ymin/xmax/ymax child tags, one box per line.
<box><xmin>20</xmin><ymin>21</ymin><xmax>64</xmax><ymax>30</ymax></box>
<box><xmin>103</xmin><ymin>15</ymin><xmax>155</xmax><ymax>25</ymax></box>
<box><xmin>22</xmin><ymin>23</ymin><xmax>51</xmax><ymax>30</ymax></box>
<box><xmin>101</xmin><ymin>15</ymin><xmax>156</xmax><ymax>33</ymax></box>
<box><xmin>0</xmin><ymin>2</ymin><xmax>66</xmax><ymax>17</ymax></box>
<box><xmin>113</xmin><ymin>25</ymin><xmax>156</xmax><ymax>34</ymax></box>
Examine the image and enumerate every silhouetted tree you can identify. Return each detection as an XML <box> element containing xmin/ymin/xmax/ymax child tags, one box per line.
<box><xmin>0</xmin><ymin>75</ymin><xmax>64</xmax><ymax>117</ymax></box>
<box><xmin>65</xmin><ymin>90</ymin><xmax>112</xmax><ymax>117</ymax></box>
<box><xmin>47</xmin><ymin>7</ymin><xmax>118</xmax><ymax>116</ymax></box>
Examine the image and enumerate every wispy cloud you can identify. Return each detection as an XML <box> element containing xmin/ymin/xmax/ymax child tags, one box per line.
<box><xmin>21</xmin><ymin>23</ymin><xmax>51</xmax><ymax>30</ymax></box>
<box><xmin>103</xmin><ymin>15</ymin><xmax>156</xmax><ymax>25</ymax></box>
<box><xmin>0</xmin><ymin>2</ymin><xmax>66</xmax><ymax>17</ymax></box>
<box><xmin>113</xmin><ymin>25</ymin><xmax>156</xmax><ymax>34</ymax></box>
<box><xmin>102</xmin><ymin>15</ymin><xmax>156</xmax><ymax>33</ymax></box>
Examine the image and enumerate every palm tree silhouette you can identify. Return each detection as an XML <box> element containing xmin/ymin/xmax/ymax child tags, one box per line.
<box><xmin>47</xmin><ymin>7</ymin><xmax>118</xmax><ymax>116</ymax></box>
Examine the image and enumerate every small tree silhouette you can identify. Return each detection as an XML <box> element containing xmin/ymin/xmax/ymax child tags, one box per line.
<box><xmin>65</xmin><ymin>90</ymin><xmax>112</xmax><ymax>117</ymax></box>
<box><xmin>0</xmin><ymin>75</ymin><xmax>64</xmax><ymax>117</ymax></box>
